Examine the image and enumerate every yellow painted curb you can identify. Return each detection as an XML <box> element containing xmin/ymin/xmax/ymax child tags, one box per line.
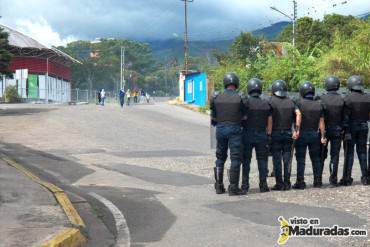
<box><xmin>0</xmin><ymin>155</ymin><xmax>87</xmax><ymax>247</ymax></box>
<box><xmin>41</xmin><ymin>228</ymin><xmax>86</xmax><ymax>247</ymax></box>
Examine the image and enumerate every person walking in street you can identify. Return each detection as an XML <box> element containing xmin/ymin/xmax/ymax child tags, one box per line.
<box><xmin>126</xmin><ymin>89</ymin><xmax>131</xmax><ymax>106</ymax></box>
<box><xmin>320</xmin><ymin>76</ymin><xmax>345</xmax><ymax>186</ymax></box>
<box><xmin>339</xmin><ymin>75</ymin><xmax>370</xmax><ymax>186</ymax></box>
<box><xmin>140</xmin><ymin>89</ymin><xmax>146</xmax><ymax>103</ymax></box>
<box><xmin>134</xmin><ymin>90</ymin><xmax>138</xmax><ymax>103</ymax></box>
<box><xmin>270</xmin><ymin>80</ymin><xmax>301</xmax><ymax>191</ymax></box>
<box><xmin>97</xmin><ymin>90</ymin><xmax>101</xmax><ymax>105</ymax></box>
<box><xmin>119</xmin><ymin>88</ymin><xmax>125</xmax><ymax>108</ymax></box>
<box><xmin>293</xmin><ymin>82</ymin><xmax>326</xmax><ymax>189</ymax></box>
<box><xmin>100</xmin><ymin>89</ymin><xmax>106</xmax><ymax>106</ymax></box>
<box><xmin>210</xmin><ymin>72</ymin><xmax>244</xmax><ymax>196</ymax></box>
<box><xmin>241</xmin><ymin>78</ymin><xmax>272</xmax><ymax>194</ymax></box>
<box><xmin>145</xmin><ymin>92</ymin><xmax>150</xmax><ymax>103</ymax></box>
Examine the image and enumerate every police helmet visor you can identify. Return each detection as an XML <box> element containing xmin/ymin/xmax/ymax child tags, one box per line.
<box><xmin>274</xmin><ymin>90</ymin><xmax>287</xmax><ymax>97</ymax></box>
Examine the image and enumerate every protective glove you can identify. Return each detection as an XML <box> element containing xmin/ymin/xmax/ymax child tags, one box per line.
<box><xmin>211</xmin><ymin>119</ymin><xmax>217</xmax><ymax>127</ymax></box>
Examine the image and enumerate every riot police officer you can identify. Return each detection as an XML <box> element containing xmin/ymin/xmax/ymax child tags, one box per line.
<box><xmin>210</xmin><ymin>72</ymin><xmax>245</xmax><ymax>195</ymax></box>
<box><xmin>241</xmin><ymin>78</ymin><xmax>272</xmax><ymax>193</ymax></box>
<box><xmin>339</xmin><ymin>75</ymin><xmax>370</xmax><ymax>186</ymax></box>
<box><xmin>270</xmin><ymin>80</ymin><xmax>301</xmax><ymax>191</ymax></box>
<box><xmin>294</xmin><ymin>81</ymin><xmax>326</xmax><ymax>189</ymax></box>
<box><xmin>320</xmin><ymin>76</ymin><xmax>344</xmax><ymax>186</ymax></box>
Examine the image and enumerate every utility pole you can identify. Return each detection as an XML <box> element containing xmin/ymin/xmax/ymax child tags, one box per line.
<box><xmin>270</xmin><ymin>0</ymin><xmax>297</xmax><ymax>48</ymax></box>
<box><xmin>181</xmin><ymin>0</ymin><xmax>193</xmax><ymax>74</ymax></box>
<box><xmin>292</xmin><ymin>0</ymin><xmax>297</xmax><ymax>48</ymax></box>
<box><xmin>120</xmin><ymin>46</ymin><xmax>125</xmax><ymax>90</ymax></box>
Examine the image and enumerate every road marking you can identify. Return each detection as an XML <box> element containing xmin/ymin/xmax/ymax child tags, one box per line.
<box><xmin>1</xmin><ymin>155</ymin><xmax>85</xmax><ymax>227</ymax></box>
<box><xmin>41</xmin><ymin>228</ymin><xmax>86</xmax><ymax>247</ymax></box>
<box><xmin>1</xmin><ymin>154</ymin><xmax>86</xmax><ymax>247</ymax></box>
<box><xmin>88</xmin><ymin>192</ymin><xmax>131</xmax><ymax>247</ymax></box>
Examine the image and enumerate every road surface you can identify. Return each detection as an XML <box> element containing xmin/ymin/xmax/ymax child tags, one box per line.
<box><xmin>0</xmin><ymin>102</ymin><xmax>368</xmax><ymax>247</ymax></box>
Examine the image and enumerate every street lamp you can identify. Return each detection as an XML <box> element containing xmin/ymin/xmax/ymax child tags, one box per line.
<box><xmin>120</xmin><ymin>46</ymin><xmax>125</xmax><ymax>90</ymax></box>
<box><xmin>270</xmin><ymin>0</ymin><xmax>297</xmax><ymax>48</ymax></box>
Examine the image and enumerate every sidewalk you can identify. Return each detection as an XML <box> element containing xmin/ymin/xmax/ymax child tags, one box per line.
<box><xmin>0</xmin><ymin>160</ymin><xmax>70</xmax><ymax>247</ymax></box>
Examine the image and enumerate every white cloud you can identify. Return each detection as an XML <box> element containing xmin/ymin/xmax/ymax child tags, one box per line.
<box><xmin>14</xmin><ymin>17</ymin><xmax>77</xmax><ymax>47</ymax></box>
<box><xmin>0</xmin><ymin>0</ymin><xmax>368</xmax><ymax>41</ymax></box>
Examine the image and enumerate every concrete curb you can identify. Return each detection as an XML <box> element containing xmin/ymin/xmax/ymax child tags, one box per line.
<box><xmin>1</xmin><ymin>155</ymin><xmax>87</xmax><ymax>247</ymax></box>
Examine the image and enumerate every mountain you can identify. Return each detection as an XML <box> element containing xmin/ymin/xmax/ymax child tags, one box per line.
<box><xmin>148</xmin><ymin>21</ymin><xmax>290</xmax><ymax>62</ymax></box>
<box><xmin>148</xmin><ymin>39</ymin><xmax>232</xmax><ymax>62</ymax></box>
<box><xmin>359</xmin><ymin>13</ymin><xmax>370</xmax><ymax>20</ymax></box>
<box><xmin>252</xmin><ymin>21</ymin><xmax>290</xmax><ymax>40</ymax></box>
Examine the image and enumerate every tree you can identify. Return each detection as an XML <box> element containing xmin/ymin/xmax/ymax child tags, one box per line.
<box><xmin>0</xmin><ymin>27</ymin><xmax>13</xmax><ymax>75</ymax></box>
<box><xmin>230</xmin><ymin>32</ymin><xmax>260</xmax><ymax>63</ymax></box>
<box><xmin>317</xmin><ymin>19</ymin><xmax>370</xmax><ymax>87</ymax></box>
<box><xmin>61</xmin><ymin>39</ymin><xmax>158</xmax><ymax>92</ymax></box>
<box><xmin>278</xmin><ymin>14</ymin><xmax>357</xmax><ymax>53</ymax></box>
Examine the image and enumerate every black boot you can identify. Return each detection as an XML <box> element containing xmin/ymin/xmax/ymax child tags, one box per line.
<box><xmin>284</xmin><ymin>179</ymin><xmax>291</xmax><ymax>190</ymax></box>
<box><xmin>293</xmin><ymin>177</ymin><xmax>306</xmax><ymax>190</ymax></box>
<box><xmin>259</xmin><ymin>179</ymin><xmax>270</xmax><ymax>193</ymax></box>
<box><xmin>329</xmin><ymin>175</ymin><xmax>338</xmax><ymax>187</ymax></box>
<box><xmin>339</xmin><ymin>176</ymin><xmax>353</xmax><ymax>186</ymax></box>
<box><xmin>241</xmin><ymin>167</ymin><xmax>249</xmax><ymax>195</ymax></box>
<box><xmin>228</xmin><ymin>168</ymin><xmax>242</xmax><ymax>196</ymax></box>
<box><xmin>339</xmin><ymin>169</ymin><xmax>353</xmax><ymax>186</ymax></box>
<box><xmin>361</xmin><ymin>176</ymin><xmax>369</xmax><ymax>185</ymax></box>
<box><xmin>214</xmin><ymin>167</ymin><xmax>225</xmax><ymax>194</ymax></box>
<box><xmin>272</xmin><ymin>176</ymin><xmax>285</xmax><ymax>191</ymax></box>
<box><xmin>313</xmin><ymin>176</ymin><xmax>323</xmax><ymax>188</ymax></box>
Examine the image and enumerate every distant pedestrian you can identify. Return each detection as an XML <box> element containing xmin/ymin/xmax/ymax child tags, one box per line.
<box><xmin>126</xmin><ymin>89</ymin><xmax>131</xmax><ymax>106</ymax></box>
<box><xmin>97</xmin><ymin>90</ymin><xmax>101</xmax><ymax>105</ymax></box>
<box><xmin>100</xmin><ymin>89</ymin><xmax>106</xmax><ymax>106</ymax></box>
<box><xmin>140</xmin><ymin>89</ymin><xmax>145</xmax><ymax>103</ymax></box>
<box><xmin>134</xmin><ymin>90</ymin><xmax>138</xmax><ymax>103</ymax></box>
<box><xmin>145</xmin><ymin>92</ymin><xmax>150</xmax><ymax>103</ymax></box>
<box><xmin>119</xmin><ymin>88</ymin><xmax>125</xmax><ymax>108</ymax></box>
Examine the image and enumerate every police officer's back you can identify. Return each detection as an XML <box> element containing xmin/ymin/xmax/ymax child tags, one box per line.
<box><xmin>241</xmin><ymin>78</ymin><xmax>272</xmax><ymax>193</ymax></box>
<box><xmin>294</xmin><ymin>81</ymin><xmax>326</xmax><ymax>189</ymax></box>
<box><xmin>340</xmin><ymin>75</ymin><xmax>370</xmax><ymax>186</ymax></box>
<box><xmin>269</xmin><ymin>80</ymin><xmax>301</xmax><ymax>191</ymax></box>
<box><xmin>320</xmin><ymin>76</ymin><xmax>344</xmax><ymax>186</ymax></box>
<box><xmin>210</xmin><ymin>72</ymin><xmax>245</xmax><ymax>195</ymax></box>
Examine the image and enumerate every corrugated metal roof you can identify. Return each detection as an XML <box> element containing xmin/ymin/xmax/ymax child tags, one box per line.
<box><xmin>0</xmin><ymin>23</ymin><xmax>47</xmax><ymax>49</ymax></box>
<box><xmin>0</xmin><ymin>23</ymin><xmax>81</xmax><ymax>64</ymax></box>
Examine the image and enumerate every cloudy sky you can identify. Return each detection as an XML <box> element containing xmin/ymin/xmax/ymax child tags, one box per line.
<box><xmin>0</xmin><ymin>0</ymin><xmax>368</xmax><ymax>47</ymax></box>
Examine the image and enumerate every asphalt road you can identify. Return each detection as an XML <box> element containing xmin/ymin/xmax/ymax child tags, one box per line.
<box><xmin>0</xmin><ymin>102</ymin><xmax>368</xmax><ymax>247</ymax></box>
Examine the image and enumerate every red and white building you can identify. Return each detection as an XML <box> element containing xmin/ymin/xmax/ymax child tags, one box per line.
<box><xmin>0</xmin><ymin>24</ymin><xmax>80</xmax><ymax>102</ymax></box>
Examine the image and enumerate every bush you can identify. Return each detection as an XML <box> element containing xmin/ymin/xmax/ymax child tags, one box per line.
<box><xmin>198</xmin><ymin>104</ymin><xmax>210</xmax><ymax>114</ymax></box>
<box><xmin>4</xmin><ymin>86</ymin><xmax>20</xmax><ymax>103</ymax></box>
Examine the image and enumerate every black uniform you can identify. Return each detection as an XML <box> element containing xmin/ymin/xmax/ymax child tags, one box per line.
<box><xmin>210</xmin><ymin>89</ymin><xmax>244</xmax><ymax>194</ymax></box>
<box><xmin>341</xmin><ymin>91</ymin><xmax>370</xmax><ymax>185</ymax></box>
<box><xmin>294</xmin><ymin>97</ymin><xmax>324</xmax><ymax>189</ymax></box>
<box><xmin>320</xmin><ymin>92</ymin><xmax>344</xmax><ymax>185</ymax></box>
<box><xmin>270</xmin><ymin>95</ymin><xmax>297</xmax><ymax>190</ymax></box>
<box><xmin>242</xmin><ymin>95</ymin><xmax>272</xmax><ymax>192</ymax></box>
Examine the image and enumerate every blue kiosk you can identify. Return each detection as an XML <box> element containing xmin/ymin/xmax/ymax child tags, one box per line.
<box><xmin>183</xmin><ymin>71</ymin><xmax>207</xmax><ymax>107</ymax></box>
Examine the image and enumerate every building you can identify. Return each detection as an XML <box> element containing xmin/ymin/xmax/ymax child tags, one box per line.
<box><xmin>178</xmin><ymin>71</ymin><xmax>207</xmax><ymax>107</ymax></box>
<box><xmin>0</xmin><ymin>24</ymin><xmax>80</xmax><ymax>103</ymax></box>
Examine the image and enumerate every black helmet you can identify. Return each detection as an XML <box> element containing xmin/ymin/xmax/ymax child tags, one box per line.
<box><xmin>272</xmin><ymin>80</ymin><xmax>288</xmax><ymax>97</ymax></box>
<box><xmin>223</xmin><ymin>72</ymin><xmax>240</xmax><ymax>89</ymax></box>
<box><xmin>247</xmin><ymin>78</ymin><xmax>262</xmax><ymax>96</ymax></box>
<box><xmin>347</xmin><ymin>75</ymin><xmax>363</xmax><ymax>92</ymax></box>
<box><xmin>325</xmin><ymin>76</ymin><xmax>340</xmax><ymax>91</ymax></box>
<box><xmin>299</xmin><ymin>81</ymin><xmax>315</xmax><ymax>97</ymax></box>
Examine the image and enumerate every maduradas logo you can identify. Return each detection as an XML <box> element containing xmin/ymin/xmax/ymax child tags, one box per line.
<box><xmin>277</xmin><ymin>216</ymin><xmax>367</xmax><ymax>245</ymax></box>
